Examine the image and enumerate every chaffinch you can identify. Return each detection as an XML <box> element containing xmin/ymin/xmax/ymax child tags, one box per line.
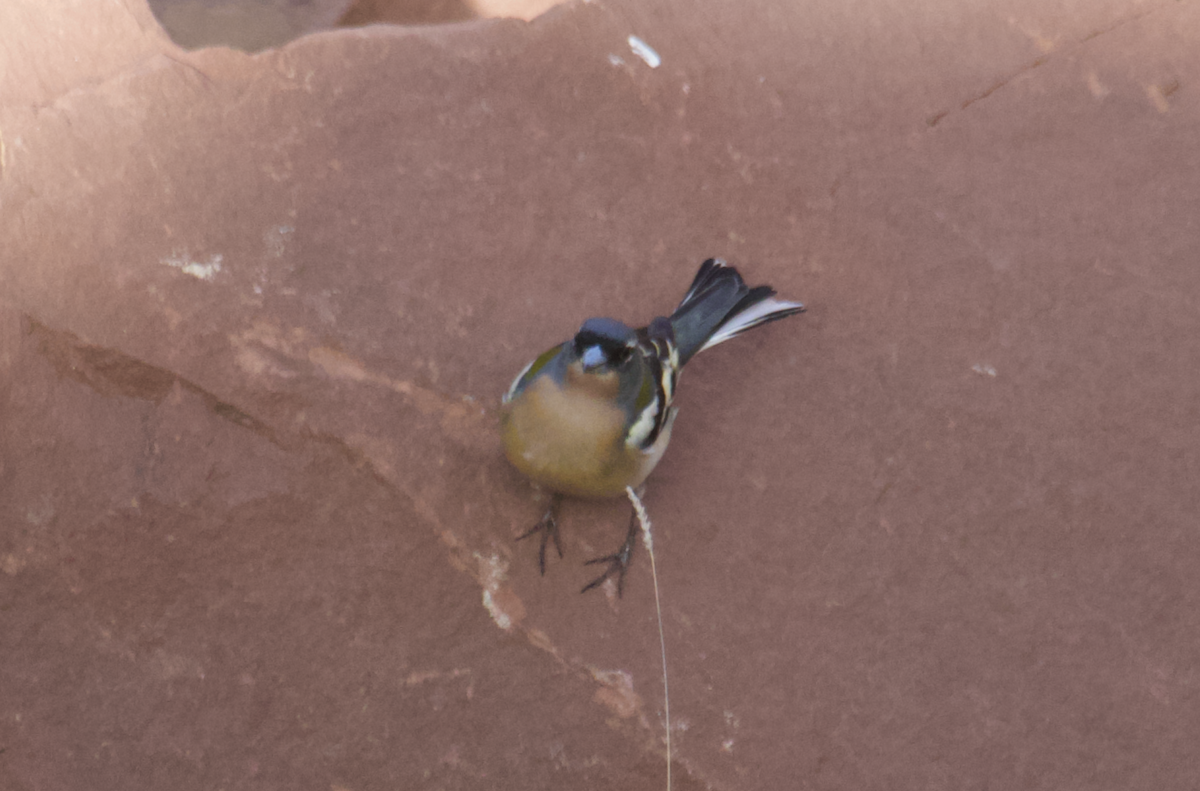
<box><xmin>501</xmin><ymin>258</ymin><xmax>805</xmax><ymax>594</ymax></box>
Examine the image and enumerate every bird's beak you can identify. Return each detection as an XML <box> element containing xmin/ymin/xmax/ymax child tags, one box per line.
<box><xmin>580</xmin><ymin>345</ymin><xmax>606</xmax><ymax>372</ymax></box>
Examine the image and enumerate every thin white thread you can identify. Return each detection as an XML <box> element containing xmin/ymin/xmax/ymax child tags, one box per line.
<box><xmin>626</xmin><ymin>485</ymin><xmax>670</xmax><ymax>790</ymax></box>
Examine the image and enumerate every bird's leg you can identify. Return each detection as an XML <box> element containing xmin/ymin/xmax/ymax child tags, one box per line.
<box><xmin>517</xmin><ymin>494</ymin><xmax>563</xmax><ymax>575</ymax></box>
<box><xmin>581</xmin><ymin>505</ymin><xmax>640</xmax><ymax>597</ymax></box>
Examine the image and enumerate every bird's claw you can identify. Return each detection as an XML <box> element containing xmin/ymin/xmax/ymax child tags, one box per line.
<box><xmin>517</xmin><ymin>502</ymin><xmax>562</xmax><ymax>575</ymax></box>
<box><xmin>580</xmin><ymin>510</ymin><xmax>639</xmax><ymax>597</ymax></box>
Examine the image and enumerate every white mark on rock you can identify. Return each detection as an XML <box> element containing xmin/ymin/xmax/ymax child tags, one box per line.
<box><xmin>972</xmin><ymin>363</ymin><xmax>997</xmax><ymax>377</ymax></box>
<box><xmin>627</xmin><ymin>35</ymin><xmax>661</xmax><ymax>68</ymax></box>
<box><xmin>608</xmin><ymin>53</ymin><xmax>625</xmax><ymax>67</ymax></box>
<box><xmin>475</xmin><ymin>552</ymin><xmax>521</xmax><ymax>632</ymax></box>
<box><xmin>163</xmin><ymin>250</ymin><xmax>223</xmax><ymax>281</ymax></box>
<box><xmin>482</xmin><ymin>589</ymin><xmax>511</xmax><ymax>630</ymax></box>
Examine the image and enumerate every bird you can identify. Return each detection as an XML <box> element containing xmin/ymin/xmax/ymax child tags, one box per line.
<box><xmin>500</xmin><ymin>258</ymin><xmax>805</xmax><ymax>595</ymax></box>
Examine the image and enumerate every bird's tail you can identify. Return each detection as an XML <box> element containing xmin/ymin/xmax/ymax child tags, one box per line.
<box><xmin>669</xmin><ymin>258</ymin><xmax>805</xmax><ymax>365</ymax></box>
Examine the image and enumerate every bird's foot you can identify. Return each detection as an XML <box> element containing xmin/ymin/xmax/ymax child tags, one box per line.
<box><xmin>517</xmin><ymin>497</ymin><xmax>562</xmax><ymax>575</ymax></box>
<box><xmin>581</xmin><ymin>509</ymin><xmax>639</xmax><ymax>597</ymax></box>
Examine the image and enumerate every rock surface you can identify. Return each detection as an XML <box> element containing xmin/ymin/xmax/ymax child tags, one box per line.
<box><xmin>2</xmin><ymin>0</ymin><xmax>1199</xmax><ymax>788</ymax></box>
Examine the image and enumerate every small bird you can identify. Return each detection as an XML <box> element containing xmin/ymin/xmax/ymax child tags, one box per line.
<box><xmin>501</xmin><ymin>258</ymin><xmax>805</xmax><ymax>594</ymax></box>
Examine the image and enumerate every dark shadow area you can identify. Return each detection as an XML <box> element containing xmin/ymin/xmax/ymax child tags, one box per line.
<box><xmin>148</xmin><ymin>0</ymin><xmax>562</xmax><ymax>51</ymax></box>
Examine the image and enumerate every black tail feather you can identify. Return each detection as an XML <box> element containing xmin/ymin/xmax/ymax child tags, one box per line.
<box><xmin>669</xmin><ymin>259</ymin><xmax>803</xmax><ymax>365</ymax></box>
<box><xmin>670</xmin><ymin>259</ymin><xmax>749</xmax><ymax>363</ymax></box>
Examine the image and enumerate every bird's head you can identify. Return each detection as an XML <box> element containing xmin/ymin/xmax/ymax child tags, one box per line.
<box><xmin>572</xmin><ymin>317</ymin><xmax>637</xmax><ymax>373</ymax></box>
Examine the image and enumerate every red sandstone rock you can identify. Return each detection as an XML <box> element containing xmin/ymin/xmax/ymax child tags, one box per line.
<box><xmin>2</xmin><ymin>0</ymin><xmax>1199</xmax><ymax>788</ymax></box>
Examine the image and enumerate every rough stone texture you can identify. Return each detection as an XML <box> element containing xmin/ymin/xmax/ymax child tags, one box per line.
<box><xmin>3</xmin><ymin>0</ymin><xmax>1199</xmax><ymax>789</ymax></box>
